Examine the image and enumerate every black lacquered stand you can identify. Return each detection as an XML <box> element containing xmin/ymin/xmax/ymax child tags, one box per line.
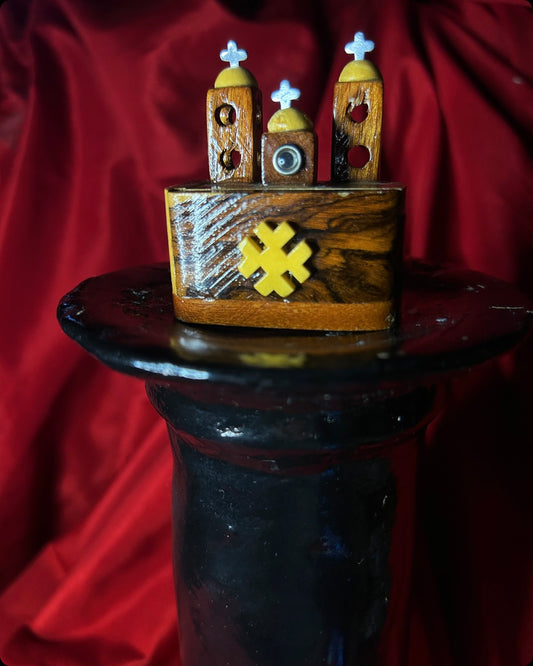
<box><xmin>58</xmin><ymin>262</ymin><xmax>531</xmax><ymax>666</ymax></box>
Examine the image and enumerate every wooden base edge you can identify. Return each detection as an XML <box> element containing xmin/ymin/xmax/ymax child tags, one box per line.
<box><xmin>173</xmin><ymin>297</ymin><xmax>394</xmax><ymax>331</ymax></box>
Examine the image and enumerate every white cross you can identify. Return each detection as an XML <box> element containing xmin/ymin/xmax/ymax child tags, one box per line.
<box><xmin>345</xmin><ymin>32</ymin><xmax>374</xmax><ymax>61</ymax></box>
<box><xmin>220</xmin><ymin>40</ymin><xmax>248</xmax><ymax>68</ymax></box>
<box><xmin>271</xmin><ymin>80</ymin><xmax>300</xmax><ymax>110</ymax></box>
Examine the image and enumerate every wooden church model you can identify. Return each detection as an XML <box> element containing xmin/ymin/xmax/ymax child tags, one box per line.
<box><xmin>165</xmin><ymin>34</ymin><xmax>405</xmax><ymax>331</ymax></box>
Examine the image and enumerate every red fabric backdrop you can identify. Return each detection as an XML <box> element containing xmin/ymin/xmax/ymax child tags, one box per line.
<box><xmin>1</xmin><ymin>0</ymin><xmax>532</xmax><ymax>664</ymax></box>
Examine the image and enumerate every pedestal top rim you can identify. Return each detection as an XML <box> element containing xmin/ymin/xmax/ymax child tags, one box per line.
<box><xmin>57</xmin><ymin>261</ymin><xmax>532</xmax><ymax>388</ymax></box>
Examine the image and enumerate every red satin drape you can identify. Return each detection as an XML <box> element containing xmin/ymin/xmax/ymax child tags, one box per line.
<box><xmin>1</xmin><ymin>1</ymin><xmax>532</xmax><ymax>664</ymax></box>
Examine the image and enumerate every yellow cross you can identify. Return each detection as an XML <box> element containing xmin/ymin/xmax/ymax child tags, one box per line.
<box><xmin>238</xmin><ymin>221</ymin><xmax>313</xmax><ymax>297</ymax></box>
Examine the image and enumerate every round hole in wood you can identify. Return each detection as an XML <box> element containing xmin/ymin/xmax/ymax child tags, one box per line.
<box><xmin>220</xmin><ymin>149</ymin><xmax>241</xmax><ymax>170</ymax></box>
<box><xmin>348</xmin><ymin>145</ymin><xmax>370</xmax><ymax>168</ymax></box>
<box><xmin>215</xmin><ymin>104</ymin><xmax>236</xmax><ymax>126</ymax></box>
<box><xmin>349</xmin><ymin>103</ymin><xmax>369</xmax><ymax>123</ymax></box>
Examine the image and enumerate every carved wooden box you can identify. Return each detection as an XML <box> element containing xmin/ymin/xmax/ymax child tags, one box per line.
<box><xmin>165</xmin><ymin>182</ymin><xmax>404</xmax><ymax>331</ymax></box>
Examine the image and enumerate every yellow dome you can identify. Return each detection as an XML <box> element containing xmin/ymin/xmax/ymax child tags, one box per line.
<box><xmin>214</xmin><ymin>66</ymin><xmax>257</xmax><ymax>88</ymax></box>
<box><xmin>338</xmin><ymin>60</ymin><xmax>382</xmax><ymax>82</ymax></box>
<box><xmin>267</xmin><ymin>107</ymin><xmax>314</xmax><ymax>133</ymax></box>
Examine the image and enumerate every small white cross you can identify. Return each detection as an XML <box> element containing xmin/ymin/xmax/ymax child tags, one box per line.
<box><xmin>271</xmin><ymin>80</ymin><xmax>300</xmax><ymax>110</ymax></box>
<box><xmin>345</xmin><ymin>32</ymin><xmax>374</xmax><ymax>61</ymax></box>
<box><xmin>220</xmin><ymin>40</ymin><xmax>248</xmax><ymax>68</ymax></box>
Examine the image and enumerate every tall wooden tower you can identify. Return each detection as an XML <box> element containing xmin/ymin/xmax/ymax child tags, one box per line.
<box><xmin>206</xmin><ymin>40</ymin><xmax>262</xmax><ymax>183</ymax></box>
<box><xmin>331</xmin><ymin>32</ymin><xmax>383</xmax><ymax>182</ymax></box>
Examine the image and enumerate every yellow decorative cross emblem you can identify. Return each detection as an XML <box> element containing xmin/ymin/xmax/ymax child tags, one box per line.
<box><xmin>238</xmin><ymin>220</ymin><xmax>313</xmax><ymax>297</ymax></box>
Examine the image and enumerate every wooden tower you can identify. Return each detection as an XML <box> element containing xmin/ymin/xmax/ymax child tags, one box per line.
<box><xmin>331</xmin><ymin>32</ymin><xmax>383</xmax><ymax>182</ymax></box>
<box><xmin>261</xmin><ymin>80</ymin><xmax>317</xmax><ymax>186</ymax></box>
<box><xmin>206</xmin><ymin>40</ymin><xmax>262</xmax><ymax>183</ymax></box>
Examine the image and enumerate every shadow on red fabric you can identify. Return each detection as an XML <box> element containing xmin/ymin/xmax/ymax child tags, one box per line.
<box><xmin>1</xmin><ymin>0</ymin><xmax>532</xmax><ymax>664</ymax></box>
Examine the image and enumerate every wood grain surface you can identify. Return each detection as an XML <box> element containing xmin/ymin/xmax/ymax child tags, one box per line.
<box><xmin>166</xmin><ymin>183</ymin><xmax>404</xmax><ymax>331</ymax></box>
<box><xmin>206</xmin><ymin>86</ymin><xmax>262</xmax><ymax>183</ymax></box>
<box><xmin>331</xmin><ymin>80</ymin><xmax>383</xmax><ymax>182</ymax></box>
<box><xmin>261</xmin><ymin>130</ymin><xmax>317</xmax><ymax>185</ymax></box>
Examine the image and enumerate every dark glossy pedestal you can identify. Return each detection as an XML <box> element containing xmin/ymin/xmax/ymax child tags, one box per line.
<box><xmin>58</xmin><ymin>262</ymin><xmax>531</xmax><ymax>666</ymax></box>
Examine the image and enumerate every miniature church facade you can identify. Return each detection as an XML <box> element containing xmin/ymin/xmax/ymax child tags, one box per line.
<box><xmin>165</xmin><ymin>34</ymin><xmax>404</xmax><ymax>332</ymax></box>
